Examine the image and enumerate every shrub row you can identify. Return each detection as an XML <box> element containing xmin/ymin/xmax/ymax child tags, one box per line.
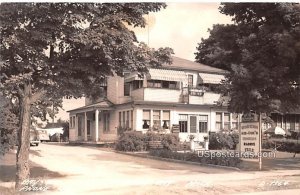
<box><xmin>149</xmin><ymin>149</ymin><xmax>241</xmax><ymax>167</ymax></box>
<box><xmin>115</xmin><ymin>131</ymin><xmax>180</xmax><ymax>152</ymax></box>
<box><xmin>262</xmin><ymin>139</ymin><xmax>300</xmax><ymax>153</ymax></box>
<box><xmin>209</xmin><ymin>132</ymin><xmax>239</xmax><ymax>150</ymax></box>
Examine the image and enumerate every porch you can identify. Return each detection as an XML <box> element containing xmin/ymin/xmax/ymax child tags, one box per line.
<box><xmin>68</xmin><ymin>100</ymin><xmax>117</xmax><ymax>142</ymax></box>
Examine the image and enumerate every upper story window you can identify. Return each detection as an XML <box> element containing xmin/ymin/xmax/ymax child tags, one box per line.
<box><xmin>188</xmin><ymin>75</ymin><xmax>193</xmax><ymax>88</ymax></box>
<box><xmin>124</xmin><ymin>83</ymin><xmax>130</xmax><ymax>96</ymax></box>
<box><xmin>133</xmin><ymin>80</ymin><xmax>143</xmax><ymax>90</ymax></box>
<box><xmin>124</xmin><ymin>73</ymin><xmax>130</xmax><ymax>96</ymax></box>
<box><xmin>147</xmin><ymin>80</ymin><xmax>179</xmax><ymax>89</ymax></box>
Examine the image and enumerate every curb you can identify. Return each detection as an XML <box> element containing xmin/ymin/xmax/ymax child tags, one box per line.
<box><xmin>114</xmin><ymin>150</ymin><xmax>241</xmax><ymax>171</ymax></box>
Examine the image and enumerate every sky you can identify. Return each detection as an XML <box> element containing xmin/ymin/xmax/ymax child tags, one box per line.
<box><xmin>53</xmin><ymin>3</ymin><xmax>233</xmax><ymax>123</ymax></box>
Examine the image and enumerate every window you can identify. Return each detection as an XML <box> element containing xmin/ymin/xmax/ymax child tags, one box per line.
<box><xmin>276</xmin><ymin>115</ymin><xmax>282</xmax><ymax>128</ymax></box>
<box><xmin>216</xmin><ymin>112</ymin><xmax>222</xmax><ymax>130</ymax></box>
<box><xmin>153</xmin><ymin>110</ymin><xmax>161</xmax><ymax>130</ymax></box>
<box><xmin>232</xmin><ymin>113</ymin><xmax>239</xmax><ymax>130</ymax></box>
<box><xmin>122</xmin><ymin>111</ymin><xmax>126</xmax><ymax>127</ymax></box>
<box><xmin>131</xmin><ymin>110</ymin><xmax>133</xmax><ymax>129</ymax></box>
<box><xmin>190</xmin><ymin>115</ymin><xmax>197</xmax><ymax>133</ymax></box>
<box><xmin>286</xmin><ymin>115</ymin><xmax>291</xmax><ymax>130</ymax></box>
<box><xmin>78</xmin><ymin>116</ymin><xmax>82</xmax><ymax>136</ymax></box>
<box><xmin>147</xmin><ymin>80</ymin><xmax>179</xmax><ymax>89</ymax></box>
<box><xmin>142</xmin><ymin>110</ymin><xmax>150</xmax><ymax>129</ymax></box>
<box><xmin>224</xmin><ymin>113</ymin><xmax>230</xmax><ymax>130</ymax></box>
<box><xmin>188</xmin><ymin>75</ymin><xmax>193</xmax><ymax>88</ymax></box>
<box><xmin>179</xmin><ymin>114</ymin><xmax>188</xmax><ymax>133</ymax></box>
<box><xmin>162</xmin><ymin>110</ymin><xmax>170</xmax><ymax>129</ymax></box>
<box><xmin>73</xmin><ymin>116</ymin><xmax>75</xmax><ymax>128</ymax></box>
<box><xmin>119</xmin><ymin>112</ymin><xmax>122</xmax><ymax>127</ymax></box>
<box><xmin>126</xmin><ymin>111</ymin><xmax>130</xmax><ymax>128</ymax></box>
<box><xmin>103</xmin><ymin>113</ymin><xmax>110</xmax><ymax>132</ymax></box>
<box><xmin>162</xmin><ymin>81</ymin><xmax>169</xmax><ymax>88</ymax></box>
<box><xmin>290</xmin><ymin>115</ymin><xmax>295</xmax><ymax>130</ymax></box>
<box><xmin>133</xmin><ymin>80</ymin><xmax>143</xmax><ymax>90</ymax></box>
<box><xmin>199</xmin><ymin>115</ymin><xmax>208</xmax><ymax>133</ymax></box>
<box><xmin>124</xmin><ymin>83</ymin><xmax>130</xmax><ymax>96</ymax></box>
<box><xmin>70</xmin><ymin>117</ymin><xmax>73</xmax><ymax>128</ymax></box>
<box><xmin>169</xmin><ymin>81</ymin><xmax>177</xmax><ymax>89</ymax></box>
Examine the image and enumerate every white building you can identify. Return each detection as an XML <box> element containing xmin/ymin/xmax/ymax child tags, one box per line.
<box><xmin>68</xmin><ymin>56</ymin><xmax>240</xmax><ymax>143</ymax></box>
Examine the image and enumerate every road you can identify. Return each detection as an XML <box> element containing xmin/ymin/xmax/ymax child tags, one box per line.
<box><xmin>1</xmin><ymin>143</ymin><xmax>300</xmax><ymax>195</ymax></box>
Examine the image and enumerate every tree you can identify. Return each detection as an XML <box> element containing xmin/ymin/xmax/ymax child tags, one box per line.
<box><xmin>0</xmin><ymin>3</ymin><xmax>173</xmax><ymax>189</ymax></box>
<box><xmin>0</xmin><ymin>94</ymin><xmax>18</xmax><ymax>155</ymax></box>
<box><xmin>195</xmin><ymin>3</ymin><xmax>300</xmax><ymax>113</ymax></box>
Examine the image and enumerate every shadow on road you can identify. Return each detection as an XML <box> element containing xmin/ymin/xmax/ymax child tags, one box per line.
<box><xmin>0</xmin><ymin>150</ymin><xmax>67</xmax><ymax>182</ymax></box>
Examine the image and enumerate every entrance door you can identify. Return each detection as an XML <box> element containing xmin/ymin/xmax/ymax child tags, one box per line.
<box><xmin>190</xmin><ymin>115</ymin><xmax>197</xmax><ymax>133</ymax></box>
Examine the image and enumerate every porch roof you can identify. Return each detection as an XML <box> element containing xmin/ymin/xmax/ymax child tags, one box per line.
<box><xmin>67</xmin><ymin>99</ymin><xmax>114</xmax><ymax>113</ymax></box>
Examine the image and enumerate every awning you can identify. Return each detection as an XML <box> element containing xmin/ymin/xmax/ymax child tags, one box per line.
<box><xmin>146</xmin><ymin>68</ymin><xmax>187</xmax><ymax>82</ymax></box>
<box><xmin>198</xmin><ymin>73</ymin><xmax>225</xmax><ymax>84</ymax></box>
<box><xmin>124</xmin><ymin>73</ymin><xmax>144</xmax><ymax>82</ymax></box>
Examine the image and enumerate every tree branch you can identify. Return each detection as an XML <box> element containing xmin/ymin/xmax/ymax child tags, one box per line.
<box><xmin>30</xmin><ymin>90</ymin><xmax>46</xmax><ymax>104</ymax></box>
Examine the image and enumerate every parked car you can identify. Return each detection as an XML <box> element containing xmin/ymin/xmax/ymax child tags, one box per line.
<box><xmin>30</xmin><ymin>129</ymin><xmax>40</xmax><ymax>146</ymax></box>
<box><xmin>37</xmin><ymin>129</ymin><xmax>50</xmax><ymax>142</ymax></box>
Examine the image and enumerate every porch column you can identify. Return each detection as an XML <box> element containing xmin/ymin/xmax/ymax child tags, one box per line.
<box><xmin>84</xmin><ymin>112</ymin><xmax>87</xmax><ymax>141</ymax></box>
<box><xmin>230</xmin><ymin>113</ymin><xmax>233</xmax><ymax>130</ymax></box>
<box><xmin>221</xmin><ymin>112</ymin><xmax>225</xmax><ymax>130</ymax></box>
<box><xmin>95</xmin><ymin>109</ymin><xmax>99</xmax><ymax>142</ymax></box>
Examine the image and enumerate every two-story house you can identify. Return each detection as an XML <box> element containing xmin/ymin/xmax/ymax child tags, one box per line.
<box><xmin>68</xmin><ymin>56</ymin><xmax>241</xmax><ymax>143</ymax></box>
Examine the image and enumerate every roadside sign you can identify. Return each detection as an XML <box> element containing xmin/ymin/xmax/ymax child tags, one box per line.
<box><xmin>240</xmin><ymin>113</ymin><xmax>262</xmax><ymax>170</ymax></box>
<box><xmin>240</xmin><ymin>122</ymin><xmax>260</xmax><ymax>155</ymax></box>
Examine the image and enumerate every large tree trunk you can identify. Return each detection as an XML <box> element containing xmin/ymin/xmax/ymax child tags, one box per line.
<box><xmin>15</xmin><ymin>83</ymin><xmax>31</xmax><ymax>190</ymax></box>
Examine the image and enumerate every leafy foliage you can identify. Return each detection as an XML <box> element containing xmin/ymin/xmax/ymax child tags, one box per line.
<box><xmin>262</xmin><ymin>139</ymin><xmax>300</xmax><ymax>153</ymax></box>
<box><xmin>0</xmin><ymin>3</ymin><xmax>173</xmax><ymax>187</ymax></box>
<box><xmin>115</xmin><ymin>131</ymin><xmax>147</xmax><ymax>152</ymax></box>
<box><xmin>195</xmin><ymin>3</ymin><xmax>300</xmax><ymax>113</ymax></box>
<box><xmin>115</xmin><ymin>131</ymin><xmax>180</xmax><ymax>152</ymax></box>
<box><xmin>209</xmin><ymin>132</ymin><xmax>239</xmax><ymax>150</ymax></box>
<box><xmin>0</xmin><ymin>95</ymin><xmax>18</xmax><ymax>155</ymax></box>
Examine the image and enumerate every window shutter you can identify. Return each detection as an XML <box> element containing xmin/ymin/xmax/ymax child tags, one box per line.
<box><xmin>190</xmin><ymin>116</ymin><xmax>197</xmax><ymax>133</ymax></box>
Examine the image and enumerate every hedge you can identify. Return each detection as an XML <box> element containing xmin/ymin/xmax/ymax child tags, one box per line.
<box><xmin>149</xmin><ymin>149</ymin><xmax>241</xmax><ymax>167</ymax></box>
<box><xmin>115</xmin><ymin>131</ymin><xmax>180</xmax><ymax>152</ymax></box>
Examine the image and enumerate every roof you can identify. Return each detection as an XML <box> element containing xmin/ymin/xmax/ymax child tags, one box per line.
<box><xmin>67</xmin><ymin>99</ymin><xmax>114</xmax><ymax>113</ymax></box>
<box><xmin>161</xmin><ymin>56</ymin><xmax>228</xmax><ymax>74</ymax></box>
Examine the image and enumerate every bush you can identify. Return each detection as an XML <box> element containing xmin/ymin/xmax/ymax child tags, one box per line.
<box><xmin>160</xmin><ymin>134</ymin><xmax>180</xmax><ymax>151</ymax></box>
<box><xmin>115</xmin><ymin>131</ymin><xmax>180</xmax><ymax>152</ymax></box>
<box><xmin>0</xmin><ymin>96</ymin><xmax>18</xmax><ymax>155</ymax></box>
<box><xmin>262</xmin><ymin>139</ymin><xmax>300</xmax><ymax>153</ymax></box>
<box><xmin>115</xmin><ymin>131</ymin><xmax>147</xmax><ymax>152</ymax></box>
<box><xmin>209</xmin><ymin>132</ymin><xmax>239</xmax><ymax>150</ymax></box>
<box><xmin>149</xmin><ymin>149</ymin><xmax>241</xmax><ymax>167</ymax></box>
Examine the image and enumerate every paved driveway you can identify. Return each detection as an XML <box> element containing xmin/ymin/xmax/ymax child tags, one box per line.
<box><xmin>1</xmin><ymin>143</ymin><xmax>300</xmax><ymax>194</ymax></box>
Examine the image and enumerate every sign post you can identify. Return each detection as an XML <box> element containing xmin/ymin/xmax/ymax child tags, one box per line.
<box><xmin>259</xmin><ymin>113</ymin><xmax>262</xmax><ymax>170</ymax></box>
<box><xmin>240</xmin><ymin>113</ymin><xmax>262</xmax><ymax>170</ymax></box>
